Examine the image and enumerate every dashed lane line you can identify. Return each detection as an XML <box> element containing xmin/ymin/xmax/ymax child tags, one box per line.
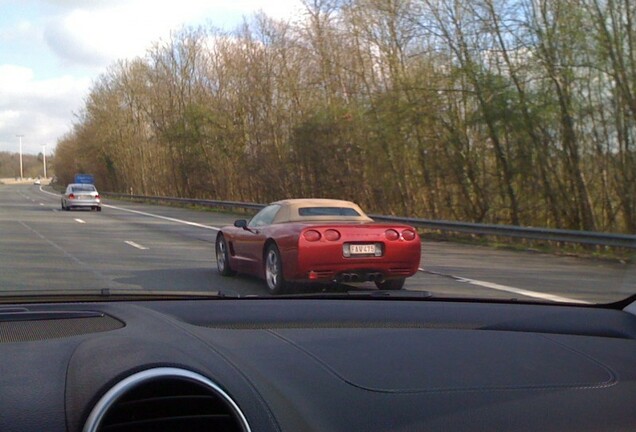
<box><xmin>74</xmin><ymin>218</ymin><xmax>86</xmax><ymax>224</ymax></box>
<box><xmin>38</xmin><ymin>186</ymin><xmax>219</xmax><ymax>231</ymax></box>
<box><xmin>124</xmin><ymin>241</ymin><xmax>149</xmax><ymax>250</ymax></box>
<box><xmin>17</xmin><ymin>221</ymin><xmax>120</xmax><ymax>289</ymax></box>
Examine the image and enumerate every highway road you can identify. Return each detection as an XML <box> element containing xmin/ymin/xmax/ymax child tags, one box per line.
<box><xmin>1</xmin><ymin>183</ymin><xmax>634</xmax><ymax>304</ymax></box>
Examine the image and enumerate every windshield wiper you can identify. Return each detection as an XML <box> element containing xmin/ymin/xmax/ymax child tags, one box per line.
<box><xmin>0</xmin><ymin>289</ymin><xmax>239</xmax><ymax>304</ymax></box>
<box><xmin>345</xmin><ymin>290</ymin><xmax>434</xmax><ymax>298</ymax></box>
<box><xmin>97</xmin><ymin>288</ymin><xmax>240</xmax><ymax>298</ymax></box>
<box><xmin>266</xmin><ymin>289</ymin><xmax>595</xmax><ymax>306</ymax></box>
<box><xmin>266</xmin><ymin>289</ymin><xmax>434</xmax><ymax>300</ymax></box>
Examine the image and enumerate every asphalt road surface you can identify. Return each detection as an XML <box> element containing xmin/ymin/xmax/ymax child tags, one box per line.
<box><xmin>1</xmin><ymin>184</ymin><xmax>634</xmax><ymax>304</ymax></box>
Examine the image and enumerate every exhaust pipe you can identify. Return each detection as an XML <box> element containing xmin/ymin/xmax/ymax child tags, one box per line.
<box><xmin>339</xmin><ymin>273</ymin><xmax>385</xmax><ymax>283</ymax></box>
<box><xmin>339</xmin><ymin>273</ymin><xmax>362</xmax><ymax>283</ymax></box>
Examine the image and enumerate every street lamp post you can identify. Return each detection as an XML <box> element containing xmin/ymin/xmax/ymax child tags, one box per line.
<box><xmin>42</xmin><ymin>145</ymin><xmax>47</xmax><ymax>179</ymax></box>
<box><xmin>16</xmin><ymin>135</ymin><xmax>24</xmax><ymax>180</ymax></box>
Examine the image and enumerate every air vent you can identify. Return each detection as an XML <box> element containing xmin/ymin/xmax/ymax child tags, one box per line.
<box><xmin>84</xmin><ymin>368</ymin><xmax>250</xmax><ymax>432</ymax></box>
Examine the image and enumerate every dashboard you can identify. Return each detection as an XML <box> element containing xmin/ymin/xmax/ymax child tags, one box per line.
<box><xmin>1</xmin><ymin>297</ymin><xmax>636</xmax><ymax>431</ymax></box>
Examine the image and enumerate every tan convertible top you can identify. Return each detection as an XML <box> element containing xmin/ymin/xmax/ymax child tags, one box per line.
<box><xmin>271</xmin><ymin>198</ymin><xmax>373</xmax><ymax>223</ymax></box>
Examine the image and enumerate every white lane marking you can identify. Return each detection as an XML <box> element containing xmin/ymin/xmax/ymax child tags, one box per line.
<box><xmin>419</xmin><ymin>268</ymin><xmax>589</xmax><ymax>304</ymax></box>
<box><xmin>39</xmin><ymin>186</ymin><xmax>57</xmax><ymax>196</ymax></box>
<box><xmin>103</xmin><ymin>203</ymin><xmax>219</xmax><ymax>231</ymax></box>
<box><xmin>18</xmin><ymin>221</ymin><xmax>117</xmax><ymax>287</ymax></box>
<box><xmin>74</xmin><ymin>218</ymin><xmax>86</xmax><ymax>224</ymax></box>
<box><xmin>456</xmin><ymin>277</ymin><xmax>590</xmax><ymax>304</ymax></box>
<box><xmin>125</xmin><ymin>241</ymin><xmax>148</xmax><ymax>250</ymax></box>
<box><xmin>39</xmin><ymin>203</ymin><xmax>44</xmax><ymax>206</ymax></box>
<box><xmin>39</xmin><ymin>187</ymin><xmax>220</xmax><ymax>231</ymax></box>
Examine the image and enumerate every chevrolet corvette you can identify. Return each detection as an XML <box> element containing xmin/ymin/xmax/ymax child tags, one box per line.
<box><xmin>215</xmin><ymin>199</ymin><xmax>421</xmax><ymax>293</ymax></box>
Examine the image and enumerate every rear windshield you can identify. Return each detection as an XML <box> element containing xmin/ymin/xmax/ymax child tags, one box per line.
<box><xmin>72</xmin><ymin>185</ymin><xmax>96</xmax><ymax>192</ymax></box>
<box><xmin>298</xmin><ymin>207</ymin><xmax>360</xmax><ymax>216</ymax></box>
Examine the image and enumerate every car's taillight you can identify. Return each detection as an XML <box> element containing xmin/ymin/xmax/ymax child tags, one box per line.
<box><xmin>68</xmin><ymin>194</ymin><xmax>75</xmax><ymax>199</ymax></box>
<box><xmin>402</xmin><ymin>229</ymin><xmax>416</xmax><ymax>241</ymax></box>
<box><xmin>95</xmin><ymin>194</ymin><xmax>100</xmax><ymax>199</ymax></box>
<box><xmin>303</xmin><ymin>230</ymin><xmax>321</xmax><ymax>241</ymax></box>
<box><xmin>324</xmin><ymin>229</ymin><xmax>341</xmax><ymax>241</ymax></box>
<box><xmin>385</xmin><ymin>229</ymin><xmax>399</xmax><ymax>241</ymax></box>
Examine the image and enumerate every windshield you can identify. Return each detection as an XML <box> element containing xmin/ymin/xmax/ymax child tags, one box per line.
<box><xmin>0</xmin><ymin>0</ymin><xmax>634</xmax><ymax>305</ymax></box>
<box><xmin>248</xmin><ymin>205</ymin><xmax>281</xmax><ymax>227</ymax></box>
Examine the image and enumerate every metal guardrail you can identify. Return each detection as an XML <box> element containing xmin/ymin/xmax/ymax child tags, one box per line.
<box><xmin>369</xmin><ymin>215</ymin><xmax>636</xmax><ymax>249</ymax></box>
<box><xmin>103</xmin><ymin>193</ymin><xmax>266</xmax><ymax>210</ymax></box>
<box><xmin>103</xmin><ymin>193</ymin><xmax>636</xmax><ymax>249</ymax></box>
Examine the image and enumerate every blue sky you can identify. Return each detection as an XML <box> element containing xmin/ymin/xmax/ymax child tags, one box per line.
<box><xmin>0</xmin><ymin>0</ymin><xmax>302</xmax><ymax>155</ymax></box>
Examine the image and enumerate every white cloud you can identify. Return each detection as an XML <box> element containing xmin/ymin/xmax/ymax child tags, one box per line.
<box><xmin>0</xmin><ymin>64</ymin><xmax>34</xmax><ymax>85</ymax></box>
<box><xmin>0</xmin><ymin>64</ymin><xmax>90</xmax><ymax>154</ymax></box>
<box><xmin>0</xmin><ymin>0</ymin><xmax>304</xmax><ymax>154</ymax></box>
<box><xmin>43</xmin><ymin>0</ymin><xmax>304</xmax><ymax>69</ymax></box>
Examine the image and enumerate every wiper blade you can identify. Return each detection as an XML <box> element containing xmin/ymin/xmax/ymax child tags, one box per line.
<box><xmin>0</xmin><ymin>289</ymin><xmax>239</xmax><ymax>304</ymax></box>
<box><xmin>270</xmin><ymin>289</ymin><xmax>585</xmax><ymax>305</ymax></box>
<box><xmin>346</xmin><ymin>289</ymin><xmax>433</xmax><ymax>298</ymax></box>
<box><xmin>97</xmin><ymin>288</ymin><xmax>240</xmax><ymax>298</ymax></box>
<box><xmin>270</xmin><ymin>289</ymin><xmax>434</xmax><ymax>300</ymax></box>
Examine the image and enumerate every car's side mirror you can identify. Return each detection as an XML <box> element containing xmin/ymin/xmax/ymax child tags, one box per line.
<box><xmin>234</xmin><ymin>219</ymin><xmax>248</xmax><ymax>229</ymax></box>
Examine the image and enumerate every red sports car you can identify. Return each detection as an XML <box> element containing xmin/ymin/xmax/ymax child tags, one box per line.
<box><xmin>215</xmin><ymin>199</ymin><xmax>421</xmax><ymax>294</ymax></box>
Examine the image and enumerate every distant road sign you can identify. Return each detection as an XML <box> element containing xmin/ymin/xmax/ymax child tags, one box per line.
<box><xmin>74</xmin><ymin>174</ymin><xmax>94</xmax><ymax>184</ymax></box>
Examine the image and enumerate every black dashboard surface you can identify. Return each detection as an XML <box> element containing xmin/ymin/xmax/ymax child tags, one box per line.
<box><xmin>1</xmin><ymin>298</ymin><xmax>636</xmax><ymax>431</ymax></box>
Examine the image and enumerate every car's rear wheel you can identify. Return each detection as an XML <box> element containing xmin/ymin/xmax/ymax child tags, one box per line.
<box><xmin>265</xmin><ymin>244</ymin><xmax>286</xmax><ymax>295</ymax></box>
<box><xmin>375</xmin><ymin>278</ymin><xmax>405</xmax><ymax>290</ymax></box>
<box><xmin>96</xmin><ymin>206</ymin><xmax>102</xmax><ymax>212</ymax></box>
<box><xmin>216</xmin><ymin>235</ymin><xmax>235</xmax><ymax>276</ymax></box>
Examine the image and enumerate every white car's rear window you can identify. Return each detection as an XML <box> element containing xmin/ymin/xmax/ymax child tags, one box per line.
<box><xmin>72</xmin><ymin>185</ymin><xmax>96</xmax><ymax>192</ymax></box>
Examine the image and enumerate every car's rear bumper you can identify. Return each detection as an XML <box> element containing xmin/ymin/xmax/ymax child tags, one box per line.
<box><xmin>65</xmin><ymin>199</ymin><xmax>101</xmax><ymax>208</ymax></box>
<box><xmin>293</xmin><ymin>241</ymin><xmax>421</xmax><ymax>282</ymax></box>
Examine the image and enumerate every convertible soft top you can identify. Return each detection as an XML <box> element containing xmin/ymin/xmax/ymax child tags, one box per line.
<box><xmin>270</xmin><ymin>198</ymin><xmax>374</xmax><ymax>223</ymax></box>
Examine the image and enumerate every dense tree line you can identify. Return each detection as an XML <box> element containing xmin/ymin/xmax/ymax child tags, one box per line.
<box><xmin>54</xmin><ymin>0</ymin><xmax>635</xmax><ymax>233</ymax></box>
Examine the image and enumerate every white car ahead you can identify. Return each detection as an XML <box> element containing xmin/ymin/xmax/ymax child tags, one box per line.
<box><xmin>61</xmin><ymin>183</ymin><xmax>101</xmax><ymax>211</ymax></box>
